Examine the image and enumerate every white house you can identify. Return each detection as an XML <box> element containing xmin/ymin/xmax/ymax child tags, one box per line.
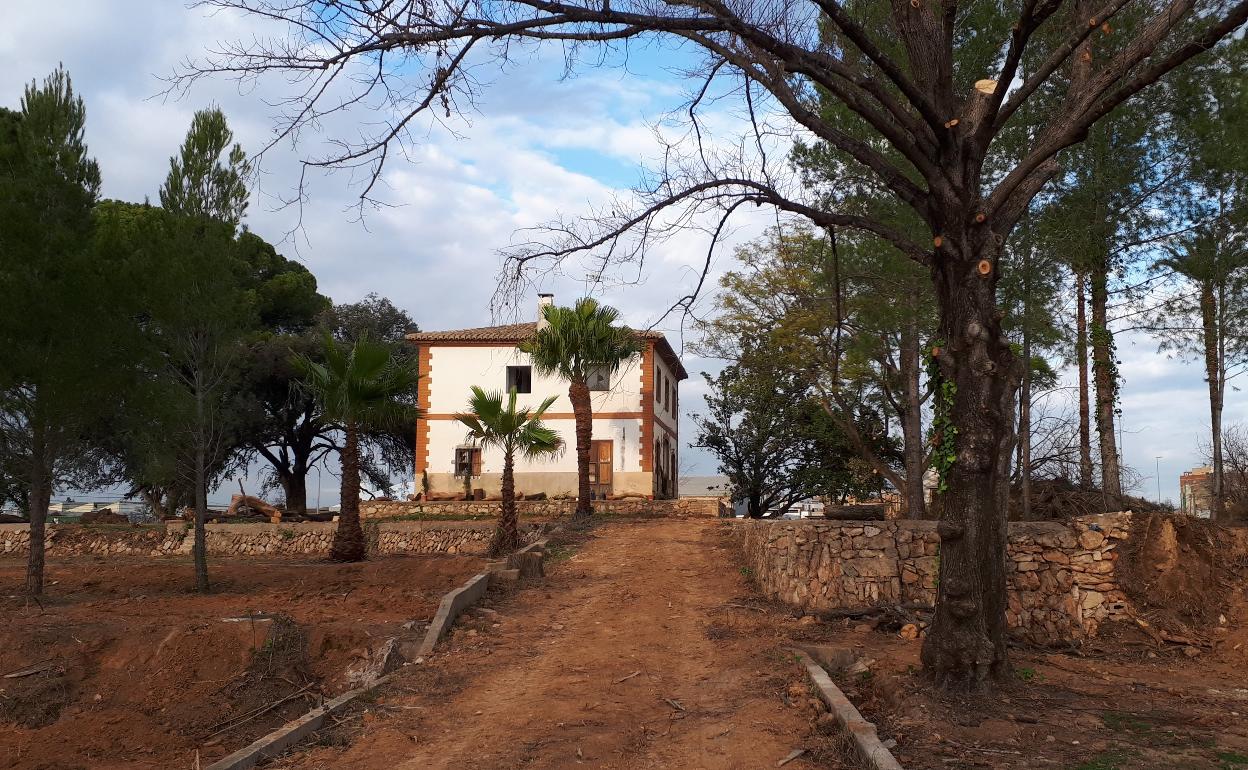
<box><xmin>407</xmin><ymin>295</ymin><xmax>687</xmax><ymax>499</ymax></box>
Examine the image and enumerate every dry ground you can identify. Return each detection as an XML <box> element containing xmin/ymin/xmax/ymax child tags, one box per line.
<box><xmin>0</xmin><ymin>553</ymin><xmax>483</xmax><ymax>769</ymax></box>
<box><xmin>266</xmin><ymin>519</ymin><xmax>842</xmax><ymax>770</ymax></box>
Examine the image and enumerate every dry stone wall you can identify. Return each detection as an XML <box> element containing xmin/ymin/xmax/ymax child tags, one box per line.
<box><xmin>0</xmin><ymin>520</ymin><xmax>538</xmax><ymax>559</ymax></box>
<box><xmin>361</xmin><ymin>496</ymin><xmax>724</xmax><ymax>520</ymax></box>
<box><xmin>731</xmin><ymin>513</ymin><xmax>1132</xmax><ymax>644</ymax></box>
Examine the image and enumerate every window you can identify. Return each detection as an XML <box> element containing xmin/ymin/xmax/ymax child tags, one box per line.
<box><xmin>454</xmin><ymin>447</ymin><xmax>482</xmax><ymax>477</ymax></box>
<box><xmin>664</xmin><ymin>380</ymin><xmax>671</xmax><ymax>413</ymax></box>
<box><xmin>587</xmin><ymin>365</ymin><xmax>611</xmax><ymax>392</ymax></box>
<box><xmin>654</xmin><ymin>365</ymin><xmax>663</xmax><ymax>403</ymax></box>
<box><xmin>506</xmin><ymin>365</ymin><xmax>532</xmax><ymax>394</ymax></box>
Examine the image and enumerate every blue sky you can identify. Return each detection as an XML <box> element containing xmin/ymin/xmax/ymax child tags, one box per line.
<box><xmin>1</xmin><ymin>1</ymin><xmax>1240</xmax><ymax>506</ymax></box>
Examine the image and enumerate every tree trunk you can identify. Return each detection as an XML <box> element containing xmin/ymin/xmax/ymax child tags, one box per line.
<box><xmin>279</xmin><ymin>465</ymin><xmax>309</xmax><ymax>515</ymax></box>
<box><xmin>568</xmin><ymin>379</ymin><xmax>593</xmax><ymax>519</ymax></box>
<box><xmin>193</xmin><ymin>388</ymin><xmax>210</xmax><ymax>593</ymax></box>
<box><xmin>331</xmin><ymin>422</ymin><xmax>367</xmax><ymax>561</ymax></box>
<box><xmin>900</xmin><ymin>302</ymin><xmax>927</xmax><ymax>519</ymax></box>
<box><xmin>25</xmin><ymin>408</ymin><xmax>51</xmax><ymax>597</ymax></box>
<box><xmin>1076</xmin><ymin>272</ymin><xmax>1093</xmax><ymax>488</ymax></box>
<box><xmin>1089</xmin><ymin>265</ymin><xmax>1122</xmax><ymax>502</ymax></box>
<box><xmin>920</xmin><ymin>246</ymin><xmax>1017</xmax><ymax>688</ymax></box>
<box><xmin>492</xmin><ymin>450</ymin><xmax>520</xmax><ymax>556</ymax></box>
<box><xmin>748</xmin><ymin>490</ymin><xmax>764</xmax><ymax>518</ymax></box>
<box><xmin>1201</xmin><ymin>278</ymin><xmax>1225</xmax><ymax>520</ymax></box>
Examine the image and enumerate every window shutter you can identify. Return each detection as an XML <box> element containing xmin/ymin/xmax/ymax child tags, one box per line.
<box><xmin>471</xmin><ymin>449</ymin><xmax>482</xmax><ymax>476</ymax></box>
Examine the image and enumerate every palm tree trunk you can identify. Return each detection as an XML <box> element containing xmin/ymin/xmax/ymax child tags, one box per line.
<box><xmin>492</xmin><ymin>450</ymin><xmax>520</xmax><ymax>556</ymax></box>
<box><xmin>331</xmin><ymin>421</ymin><xmax>367</xmax><ymax>561</ymax></box>
<box><xmin>1201</xmin><ymin>278</ymin><xmax>1226</xmax><ymax>520</ymax></box>
<box><xmin>568</xmin><ymin>379</ymin><xmax>593</xmax><ymax>519</ymax></box>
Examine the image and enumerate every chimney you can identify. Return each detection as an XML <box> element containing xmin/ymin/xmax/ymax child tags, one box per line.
<box><xmin>536</xmin><ymin>293</ymin><xmax>554</xmax><ymax>331</ymax></box>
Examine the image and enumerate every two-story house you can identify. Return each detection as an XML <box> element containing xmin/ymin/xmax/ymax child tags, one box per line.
<box><xmin>407</xmin><ymin>295</ymin><xmax>687</xmax><ymax>499</ymax></box>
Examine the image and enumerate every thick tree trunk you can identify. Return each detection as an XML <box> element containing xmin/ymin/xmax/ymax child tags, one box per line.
<box><xmin>747</xmin><ymin>490</ymin><xmax>764</xmax><ymax>518</ymax></box>
<box><xmin>279</xmin><ymin>465</ymin><xmax>309</xmax><ymax>514</ymax></box>
<box><xmin>901</xmin><ymin>304</ymin><xmax>927</xmax><ymax>519</ymax></box>
<box><xmin>568</xmin><ymin>379</ymin><xmax>593</xmax><ymax>519</ymax></box>
<box><xmin>331</xmin><ymin>422</ymin><xmax>367</xmax><ymax>561</ymax></box>
<box><xmin>1089</xmin><ymin>266</ymin><xmax>1122</xmax><ymax>501</ymax></box>
<box><xmin>920</xmin><ymin>246</ymin><xmax>1017</xmax><ymax>688</ymax></box>
<box><xmin>1201</xmin><ymin>279</ymin><xmax>1225</xmax><ymax>521</ymax></box>
<box><xmin>492</xmin><ymin>450</ymin><xmax>520</xmax><ymax>556</ymax></box>
<box><xmin>1075</xmin><ymin>272</ymin><xmax>1093</xmax><ymax>488</ymax></box>
<box><xmin>25</xmin><ymin>411</ymin><xmax>51</xmax><ymax>597</ymax></box>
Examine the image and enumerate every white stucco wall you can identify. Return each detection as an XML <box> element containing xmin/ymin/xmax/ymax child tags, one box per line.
<box><xmin>426</xmin><ymin>417</ymin><xmax>643</xmax><ymax>475</ymax></box>
<box><xmin>427</xmin><ymin>345</ymin><xmax>644</xmax><ymax>415</ymax></box>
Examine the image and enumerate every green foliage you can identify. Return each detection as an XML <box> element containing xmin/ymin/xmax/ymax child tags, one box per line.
<box><xmin>0</xmin><ymin>67</ymin><xmax>116</xmax><ymax>518</ymax></box>
<box><xmin>454</xmin><ymin>387</ymin><xmax>562</xmax><ymax>461</ymax></box>
<box><xmin>693</xmin><ymin>354</ymin><xmax>890</xmax><ymax>518</ymax></box>
<box><xmin>520</xmin><ymin>297</ymin><xmax>643</xmax><ymax>383</ymax></box>
<box><xmin>159</xmin><ymin>107</ymin><xmax>249</xmax><ymax>229</ymax></box>
<box><xmin>293</xmin><ymin>335</ymin><xmax>422</xmax><ymax>434</ymax></box>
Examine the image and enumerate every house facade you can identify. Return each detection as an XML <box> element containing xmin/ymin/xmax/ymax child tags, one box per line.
<box><xmin>407</xmin><ymin>296</ymin><xmax>687</xmax><ymax>499</ymax></box>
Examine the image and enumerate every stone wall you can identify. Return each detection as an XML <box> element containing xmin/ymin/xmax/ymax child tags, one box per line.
<box><xmin>360</xmin><ymin>496</ymin><xmax>725</xmax><ymax>520</ymax></box>
<box><xmin>0</xmin><ymin>520</ymin><xmax>540</xmax><ymax>559</ymax></box>
<box><xmin>731</xmin><ymin>513</ymin><xmax>1132</xmax><ymax>644</ymax></box>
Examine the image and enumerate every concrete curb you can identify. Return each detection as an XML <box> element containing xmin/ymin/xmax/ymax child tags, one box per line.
<box><xmin>792</xmin><ymin>650</ymin><xmax>904</xmax><ymax>770</ymax></box>
<box><xmin>204</xmin><ymin>674</ymin><xmax>392</xmax><ymax>770</ymax></box>
<box><xmin>415</xmin><ymin>537</ymin><xmax>550</xmax><ymax>657</ymax></box>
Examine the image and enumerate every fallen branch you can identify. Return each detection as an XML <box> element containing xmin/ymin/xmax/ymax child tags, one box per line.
<box><xmin>201</xmin><ymin>682</ymin><xmax>316</xmax><ymax>740</ymax></box>
<box><xmin>614</xmin><ymin>670</ymin><xmax>641</xmax><ymax>684</ymax></box>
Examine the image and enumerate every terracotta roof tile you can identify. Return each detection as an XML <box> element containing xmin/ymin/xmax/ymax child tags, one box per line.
<box><xmin>405</xmin><ymin>322</ymin><xmax>686</xmax><ymax>378</ymax></box>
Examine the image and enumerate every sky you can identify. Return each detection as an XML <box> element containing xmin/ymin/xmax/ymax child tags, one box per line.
<box><xmin>1</xmin><ymin>1</ymin><xmax>1241</xmax><ymax>506</ymax></box>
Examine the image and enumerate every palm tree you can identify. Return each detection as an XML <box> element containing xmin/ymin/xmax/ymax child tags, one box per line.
<box><xmin>455</xmin><ymin>387</ymin><xmax>562</xmax><ymax>555</ymax></box>
<box><xmin>520</xmin><ymin>298</ymin><xmax>642</xmax><ymax>519</ymax></box>
<box><xmin>294</xmin><ymin>334</ymin><xmax>421</xmax><ymax>561</ymax></box>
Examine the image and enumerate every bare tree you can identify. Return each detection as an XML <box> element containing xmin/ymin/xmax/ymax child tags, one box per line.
<box><xmin>177</xmin><ymin>0</ymin><xmax>1248</xmax><ymax>687</ymax></box>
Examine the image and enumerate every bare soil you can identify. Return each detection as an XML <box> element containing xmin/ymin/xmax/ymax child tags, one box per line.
<box><xmin>0</xmin><ymin>553</ymin><xmax>483</xmax><ymax>769</ymax></box>
<box><xmin>262</xmin><ymin>519</ymin><xmax>845</xmax><ymax>770</ymax></box>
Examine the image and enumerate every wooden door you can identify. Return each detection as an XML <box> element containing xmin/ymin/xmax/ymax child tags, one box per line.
<box><xmin>589</xmin><ymin>440</ymin><xmax>613</xmax><ymax>498</ymax></box>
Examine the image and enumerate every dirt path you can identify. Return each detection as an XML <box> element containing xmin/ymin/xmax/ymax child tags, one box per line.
<box><xmin>278</xmin><ymin>519</ymin><xmax>833</xmax><ymax>770</ymax></box>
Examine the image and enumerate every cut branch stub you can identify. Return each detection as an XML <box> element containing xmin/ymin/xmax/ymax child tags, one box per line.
<box><xmin>944</xmin><ymin>118</ymin><xmax>959</xmax><ymax>128</ymax></box>
<box><xmin>973</xmin><ymin>79</ymin><xmax>997</xmax><ymax>95</ymax></box>
<box><xmin>977</xmin><ymin>259</ymin><xmax>992</xmax><ymax>276</ymax></box>
<box><xmin>933</xmin><ymin>235</ymin><xmax>944</xmax><ymax>248</ymax></box>
<box><xmin>974</xmin><ymin>212</ymin><xmax>986</xmax><ymax>223</ymax></box>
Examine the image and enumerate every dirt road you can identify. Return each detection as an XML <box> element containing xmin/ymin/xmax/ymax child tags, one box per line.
<box><xmin>279</xmin><ymin>519</ymin><xmax>833</xmax><ymax>770</ymax></box>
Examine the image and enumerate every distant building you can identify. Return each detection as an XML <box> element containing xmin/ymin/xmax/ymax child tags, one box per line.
<box><xmin>678</xmin><ymin>475</ymin><xmax>731</xmax><ymax>498</ymax></box>
<box><xmin>406</xmin><ymin>294</ymin><xmax>687</xmax><ymax>500</ymax></box>
<box><xmin>1179</xmin><ymin>466</ymin><xmax>1212</xmax><ymax>518</ymax></box>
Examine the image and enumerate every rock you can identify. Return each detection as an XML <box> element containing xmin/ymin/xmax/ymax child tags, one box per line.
<box><xmin>846</xmin><ymin>658</ymin><xmax>874</xmax><ymax>676</ymax></box>
<box><xmin>1078</xmin><ymin>530</ymin><xmax>1105</xmax><ymax>549</ymax></box>
<box><xmin>796</xmin><ymin>615</ymin><xmax>820</xmax><ymax>627</ymax></box>
<box><xmin>898</xmin><ymin>623</ymin><xmax>919</xmax><ymax>640</ymax></box>
<box><xmin>1183</xmin><ymin>645</ymin><xmax>1201</xmax><ymax>658</ymax></box>
<box><xmin>1080</xmin><ymin>590</ymin><xmax>1104</xmax><ymax>610</ymax></box>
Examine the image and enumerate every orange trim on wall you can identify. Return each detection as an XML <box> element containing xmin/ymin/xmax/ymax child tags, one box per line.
<box><xmin>420</xmin><ymin>411</ymin><xmax>644</xmax><ymax>421</ymax></box>
<box><xmin>414</xmin><ymin>345</ymin><xmax>432</xmax><ymax>476</ymax></box>
<box><xmin>653</xmin><ymin>412</ymin><xmax>678</xmax><ymax>439</ymax></box>
<box><xmin>640</xmin><ymin>343</ymin><xmax>655</xmax><ymax>474</ymax></box>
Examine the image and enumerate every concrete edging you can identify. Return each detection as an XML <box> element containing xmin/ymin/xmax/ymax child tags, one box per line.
<box><xmin>414</xmin><ymin>537</ymin><xmax>550</xmax><ymax>657</ymax></box>
<box><xmin>793</xmin><ymin>650</ymin><xmax>904</xmax><ymax>770</ymax></box>
<box><xmin>204</xmin><ymin>674</ymin><xmax>393</xmax><ymax>770</ymax></box>
<box><xmin>204</xmin><ymin>537</ymin><xmax>551</xmax><ymax>769</ymax></box>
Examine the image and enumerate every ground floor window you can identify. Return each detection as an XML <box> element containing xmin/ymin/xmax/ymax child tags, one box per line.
<box><xmin>454</xmin><ymin>447</ymin><xmax>482</xmax><ymax>477</ymax></box>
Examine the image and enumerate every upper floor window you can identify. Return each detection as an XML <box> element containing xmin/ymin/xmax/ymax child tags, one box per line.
<box><xmin>587</xmin><ymin>365</ymin><xmax>611</xmax><ymax>392</ymax></box>
<box><xmin>654</xmin><ymin>365</ymin><xmax>663</xmax><ymax>403</ymax></box>
<box><xmin>506</xmin><ymin>365</ymin><xmax>532</xmax><ymax>394</ymax></box>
